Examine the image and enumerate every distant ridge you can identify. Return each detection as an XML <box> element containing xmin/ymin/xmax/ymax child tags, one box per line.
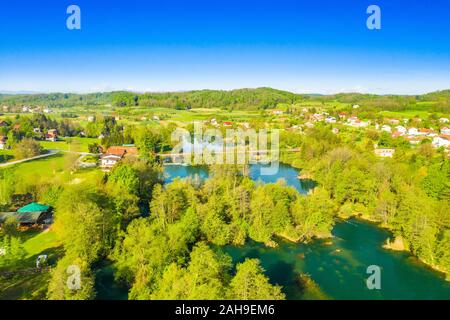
<box><xmin>0</xmin><ymin>90</ymin><xmax>45</xmax><ymax>95</ymax></box>
<box><xmin>1</xmin><ymin>87</ymin><xmax>449</xmax><ymax>96</ymax></box>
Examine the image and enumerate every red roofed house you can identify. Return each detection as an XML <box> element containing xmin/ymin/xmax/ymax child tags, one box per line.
<box><xmin>45</xmin><ymin>129</ymin><xmax>58</xmax><ymax>142</ymax></box>
<box><xmin>441</xmin><ymin>127</ymin><xmax>450</xmax><ymax>135</ymax></box>
<box><xmin>432</xmin><ymin>135</ymin><xmax>450</xmax><ymax>149</ymax></box>
<box><xmin>418</xmin><ymin>128</ymin><xmax>437</xmax><ymax>137</ymax></box>
<box><xmin>100</xmin><ymin>146</ymin><xmax>138</xmax><ymax>172</ymax></box>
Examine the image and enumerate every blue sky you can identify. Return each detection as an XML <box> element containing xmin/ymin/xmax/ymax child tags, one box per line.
<box><xmin>1</xmin><ymin>0</ymin><xmax>450</xmax><ymax>94</ymax></box>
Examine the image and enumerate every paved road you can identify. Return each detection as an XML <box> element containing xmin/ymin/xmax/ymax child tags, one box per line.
<box><xmin>0</xmin><ymin>149</ymin><xmax>60</xmax><ymax>168</ymax></box>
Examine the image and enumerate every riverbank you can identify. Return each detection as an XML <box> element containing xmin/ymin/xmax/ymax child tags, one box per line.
<box><xmin>354</xmin><ymin>214</ymin><xmax>450</xmax><ymax>281</ymax></box>
<box><xmin>161</xmin><ymin>163</ymin><xmax>450</xmax><ymax>299</ymax></box>
<box><xmin>221</xmin><ymin>218</ymin><xmax>450</xmax><ymax>300</ymax></box>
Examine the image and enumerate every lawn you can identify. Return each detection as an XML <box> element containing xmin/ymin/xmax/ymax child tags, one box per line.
<box><xmin>6</xmin><ymin>152</ymin><xmax>104</xmax><ymax>195</ymax></box>
<box><xmin>115</xmin><ymin>106</ymin><xmax>263</xmax><ymax>124</ymax></box>
<box><xmin>23</xmin><ymin>231</ymin><xmax>60</xmax><ymax>258</ymax></box>
<box><xmin>0</xmin><ymin>230</ymin><xmax>62</xmax><ymax>300</ymax></box>
<box><xmin>380</xmin><ymin>110</ymin><xmax>435</xmax><ymax>119</ymax></box>
<box><xmin>9</xmin><ymin>152</ymin><xmax>67</xmax><ymax>178</ymax></box>
<box><xmin>40</xmin><ymin>137</ymin><xmax>100</xmax><ymax>153</ymax></box>
<box><xmin>0</xmin><ymin>149</ymin><xmax>14</xmax><ymax>163</ymax></box>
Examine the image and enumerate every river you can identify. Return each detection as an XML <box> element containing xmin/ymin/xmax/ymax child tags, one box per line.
<box><xmin>95</xmin><ymin>163</ymin><xmax>450</xmax><ymax>300</ymax></box>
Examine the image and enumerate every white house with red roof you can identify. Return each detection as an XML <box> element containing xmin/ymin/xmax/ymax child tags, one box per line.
<box><xmin>100</xmin><ymin>146</ymin><xmax>138</xmax><ymax>171</ymax></box>
<box><xmin>441</xmin><ymin>127</ymin><xmax>450</xmax><ymax>135</ymax></box>
<box><xmin>432</xmin><ymin>135</ymin><xmax>450</xmax><ymax>149</ymax></box>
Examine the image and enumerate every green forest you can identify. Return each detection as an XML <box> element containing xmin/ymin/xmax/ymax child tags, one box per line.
<box><xmin>2</xmin><ymin>88</ymin><xmax>450</xmax><ymax>112</ymax></box>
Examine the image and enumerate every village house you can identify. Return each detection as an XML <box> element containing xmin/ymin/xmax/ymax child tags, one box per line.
<box><xmin>311</xmin><ymin>113</ymin><xmax>325</xmax><ymax>122</ymax></box>
<box><xmin>270</xmin><ymin>109</ymin><xmax>284</xmax><ymax>115</ymax></box>
<box><xmin>22</xmin><ymin>106</ymin><xmax>31</xmax><ymax>113</ymax></box>
<box><xmin>33</xmin><ymin>127</ymin><xmax>41</xmax><ymax>133</ymax></box>
<box><xmin>347</xmin><ymin>116</ymin><xmax>370</xmax><ymax>128</ymax></box>
<box><xmin>325</xmin><ymin>116</ymin><xmax>337</xmax><ymax>124</ymax></box>
<box><xmin>338</xmin><ymin>112</ymin><xmax>347</xmax><ymax>120</ymax></box>
<box><xmin>152</xmin><ymin>115</ymin><xmax>160</xmax><ymax>121</ymax></box>
<box><xmin>395</xmin><ymin>125</ymin><xmax>407</xmax><ymax>134</ymax></box>
<box><xmin>406</xmin><ymin>136</ymin><xmax>423</xmax><ymax>145</ymax></box>
<box><xmin>374</xmin><ymin>148</ymin><xmax>396</xmax><ymax>158</ymax></box>
<box><xmin>387</xmin><ymin>118</ymin><xmax>400</xmax><ymax>125</ymax></box>
<box><xmin>432</xmin><ymin>136</ymin><xmax>450</xmax><ymax>149</ymax></box>
<box><xmin>418</xmin><ymin>128</ymin><xmax>436</xmax><ymax>137</ymax></box>
<box><xmin>0</xmin><ymin>120</ymin><xmax>7</xmax><ymax>127</ymax></box>
<box><xmin>391</xmin><ymin>131</ymin><xmax>403</xmax><ymax>139</ymax></box>
<box><xmin>45</xmin><ymin>129</ymin><xmax>58</xmax><ymax>142</ymax></box>
<box><xmin>347</xmin><ymin>116</ymin><xmax>358</xmax><ymax>123</ymax></box>
<box><xmin>100</xmin><ymin>154</ymin><xmax>123</xmax><ymax>172</ymax></box>
<box><xmin>381</xmin><ymin>125</ymin><xmax>392</xmax><ymax>133</ymax></box>
<box><xmin>440</xmin><ymin>127</ymin><xmax>450</xmax><ymax>135</ymax></box>
<box><xmin>439</xmin><ymin>117</ymin><xmax>449</xmax><ymax>123</ymax></box>
<box><xmin>407</xmin><ymin>128</ymin><xmax>419</xmax><ymax>136</ymax></box>
<box><xmin>0</xmin><ymin>136</ymin><xmax>7</xmax><ymax>150</ymax></box>
<box><xmin>223</xmin><ymin>121</ymin><xmax>233</xmax><ymax>127</ymax></box>
<box><xmin>43</xmin><ymin>108</ymin><xmax>52</xmax><ymax>114</ymax></box>
<box><xmin>87</xmin><ymin>116</ymin><xmax>95</xmax><ymax>122</ymax></box>
<box><xmin>210</xmin><ymin>118</ymin><xmax>218</xmax><ymax>127</ymax></box>
<box><xmin>100</xmin><ymin>145</ymin><xmax>138</xmax><ymax>172</ymax></box>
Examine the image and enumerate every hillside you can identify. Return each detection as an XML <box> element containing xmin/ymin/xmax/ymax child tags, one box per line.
<box><xmin>1</xmin><ymin>87</ymin><xmax>449</xmax><ymax>112</ymax></box>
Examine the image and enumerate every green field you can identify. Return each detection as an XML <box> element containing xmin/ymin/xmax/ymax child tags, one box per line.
<box><xmin>380</xmin><ymin>110</ymin><xmax>445</xmax><ymax>120</ymax></box>
<box><xmin>0</xmin><ymin>230</ymin><xmax>61</xmax><ymax>300</ymax></box>
<box><xmin>0</xmin><ymin>149</ymin><xmax>14</xmax><ymax>163</ymax></box>
<box><xmin>40</xmin><ymin>137</ymin><xmax>100</xmax><ymax>153</ymax></box>
<box><xmin>6</xmin><ymin>152</ymin><xmax>104</xmax><ymax>196</ymax></box>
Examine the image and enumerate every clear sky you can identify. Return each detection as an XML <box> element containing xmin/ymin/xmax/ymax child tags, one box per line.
<box><xmin>1</xmin><ymin>0</ymin><xmax>450</xmax><ymax>94</ymax></box>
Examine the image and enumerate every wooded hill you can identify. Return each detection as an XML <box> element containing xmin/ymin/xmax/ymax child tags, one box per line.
<box><xmin>1</xmin><ymin>88</ymin><xmax>449</xmax><ymax>112</ymax></box>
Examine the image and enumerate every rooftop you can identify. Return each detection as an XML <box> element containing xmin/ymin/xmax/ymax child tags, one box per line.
<box><xmin>17</xmin><ymin>202</ymin><xmax>50</xmax><ymax>213</ymax></box>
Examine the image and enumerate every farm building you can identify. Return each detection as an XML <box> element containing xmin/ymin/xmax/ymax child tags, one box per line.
<box><xmin>0</xmin><ymin>202</ymin><xmax>52</xmax><ymax>227</ymax></box>
<box><xmin>374</xmin><ymin>148</ymin><xmax>396</xmax><ymax>158</ymax></box>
